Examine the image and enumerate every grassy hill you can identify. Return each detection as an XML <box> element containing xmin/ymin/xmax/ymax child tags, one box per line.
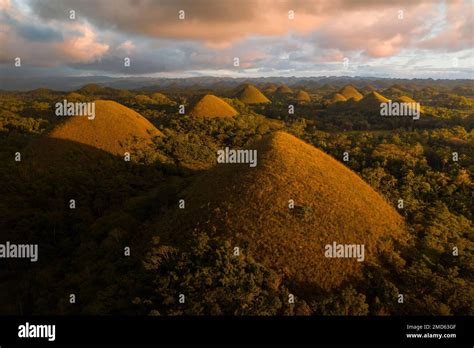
<box><xmin>356</xmin><ymin>91</ymin><xmax>390</xmax><ymax>111</ymax></box>
<box><xmin>151</xmin><ymin>92</ymin><xmax>174</xmax><ymax>104</ymax></box>
<box><xmin>65</xmin><ymin>92</ymin><xmax>85</xmax><ymax>101</ymax></box>
<box><xmin>339</xmin><ymin>85</ymin><xmax>363</xmax><ymax>101</ymax></box>
<box><xmin>77</xmin><ymin>84</ymin><xmax>108</xmax><ymax>95</ymax></box>
<box><xmin>43</xmin><ymin>100</ymin><xmax>161</xmax><ymax>157</ymax></box>
<box><xmin>361</xmin><ymin>85</ymin><xmax>376</xmax><ymax>94</ymax></box>
<box><xmin>263</xmin><ymin>83</ymin><xmax>278</xmax><ymax>94</ymax></box>
<box><xmin>329</xmin><ymin>93</ymin><xmax>348</xmax><ymax>103</ymax></box>
<box><xmin>275</xmin><ymin>84</ymin><xmax>293</xmax><ymax>94</ymax></box>
<box><xmin>295</xmin><ymin>90</ymin><xmax>311</xmax><ymax>103</ymax></box>
<box><xmin>236</xmin><ymin>84</ymin><xmax>271</xmax><ymax>104</ymax></box>
<box><xmin>396</xmin><ymin>95</ymin><xmax>416</xmax><ymax>103</ymax></box>
<box><xmin>189</xmin><ymin>94</ymin><xmax>239</xmax><ymax>117</ymax></box>
<box><xmin>155</xmin><ymin>131</ymin><xmax>409</xmax><ymax>295</ymax></box>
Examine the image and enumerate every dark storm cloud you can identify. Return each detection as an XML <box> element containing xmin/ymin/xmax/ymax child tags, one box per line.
<box><xmin>2</xmin><ymin>13</ymin><xmax>63</xmax><ymax>42</ymax></box>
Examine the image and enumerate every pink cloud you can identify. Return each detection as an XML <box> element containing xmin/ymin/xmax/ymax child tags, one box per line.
<box><xmin>2</xmin><ymin>0</ymin><xmax>472</xmax><ymax>71</ymax></box>
<box><xmin>58</xmin><ymin>23</ymin><xmax>109</xmax><ymax>63</ymax></box>
<box><xmin>0</xmin><ymin>0</ymin><xmax>10</xmax><ymax>10</ymax></box>
<box><xmin>0</xmin><ymin>3</ymin><xmax>109</xmax><ymax>66</ymax></box>
<box><xmin>367</xmin><ymin>34</ymin><xmax>404</xmax><ymax>58</ymax></box>
<box><xmin>118</xmin><ymin>40</ymin><xmax>135</xmax><ymax>54</ymax></box>
<box><xmin>419</xmin><ymin>0</ymin><xmax>473</xmax><ymax>51</ymax></box>
<box><xmin>313</xmin><ymin>2</ymin><xmax>440</xmax><ymax>58</ymax></box>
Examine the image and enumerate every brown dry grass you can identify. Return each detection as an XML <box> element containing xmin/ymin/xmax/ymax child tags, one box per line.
<box><xmin>66</xmin><ymin>92</ymin><xmax>85</xmax><ymax>101</ymax></box>
<box><xmin>275</xmin><ymin>84</ymin><xmax>293</xmax><ymax>94</ymax></box>
<box><xmin>157</xmin><ymin>131</ymin><xmax>409</xmax><ymax>294</ymax></box>
<box><xmin>48</xmin><ymin>100</ymin><xmax>162</xmax><ymax>156</ymax></box>
<box><xmin>339</xmin><ymin>85</ymin><xmax>363</xmax><ymax>101</ymax></box>
<box><xmin>151</xmin><ymin>92</ymin><xmax>173</xmax><ymax>104</ymax></box>
<box><xmin>396</xmin><ymin>95</ymin><xmax>416</xmax><ymax>103</ymax></box>
<box><xmin>189</xmin><ymin>94</ymin><xmax>239</xmax><ymax>118</ymax></box>
<box><xmin>396</xmin><ymin>95</ymin><xmax>423</xmax><ymax>113</ymax></box>
<box><xmin>356</xmin><ymin>91</ymin><xmax>390</xmax><ymax>111</ymax></box>
<box><xmin>236</xmin><ymin>85</ymin><xmax>271</xmax><ymax>104</ymax></box>
<box><xmin>263</xmin><ymin>84</ymin><xmax>278</xmax><ymax>94</ymax></box>
<box><xmin>330</xmin><ymin>93</ymin><xmax>348</xmax><ymax>103</ymax></box>
<box><xmin>295</xmin><ymin>90</ymin><xmax>311</xmax><ymax>102</ymax></box>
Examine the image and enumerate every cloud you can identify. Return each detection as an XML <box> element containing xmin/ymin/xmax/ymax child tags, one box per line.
<box><xmin>24</xmin><ymin>0</ymin><xmax>433</xmax><ymax>45</ymax></box>
<box><xmin>28</xmin><ymin>0</ymin><xmax>467</xmax><ymax>62</ymax></box>
<box><xmin>0</xmin><ymin>3</ymin><xmax>109</xmax><ymax>66</ymax></box>
<box><xmin>58</xmin><ymin>23</ymin><xmax>109</xmax><ymax>63</ymax></box>
<box><xmin>0</xmin><ymin>0</ymin><xmax>472</xmax><ymax>78</ymax></box>
<box><xmin>419</xmin><ymin>0</ymin><xmax>474</xmax><ymax>51</ymax></box>
<box><xmin>118</xmin><ymin>40</ymin><xmax>135</xmax><ymax>54</ymax></box>
<box><xmin>1</xmin><ymin>12</ymin><xmax>63</xmax><ymax>42</ymax></box>
<box><xmin>0</xmin><ymin>0</ymin><xmax>10</xmax><ymax>10</ymax></box>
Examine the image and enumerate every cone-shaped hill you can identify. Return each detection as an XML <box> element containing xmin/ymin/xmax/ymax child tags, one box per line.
<box><xmin>355</xmin><ymin>91</ymin><xmax>389</xmax><ymax>114</ymax></box>
<box><xmin>396</xmin><ymin>95</ymin><xmax>422</xmax><ymax>113</ymax></box>
<box><xmin>66</xmin><ymin>92</ymin><xmax>85</xmax><ymax>101</ymax></box>
<box><xmin>356</xmin><ymin>91</ymin><xmax>390</xmax><ymax>111</ymax></box>
<box><xmin>156</xmin><ymin>131</ymin><xmax>408</xmax><ymax>294</ymax></box>
<box><xmin>236</xmin><ymin>84</ymin><xmax>271</xmax><ymax>104</ymax></box>
<box><xmin>319</xmin><ymin>84</ymin><xmax>337</xmax><ymax>93</ymax></box>
<box><xmin>275</xmin><ymin>84</ymin><xmax>293</xmax><ymax>94</ymax></box>
<box><xmin>263</xmin><ymin>83</ymin><xmax>278</xmax><ymax>94</ymax></box>
<box><xmin>38</xmin><ymin>100</ymin><xmax>162</xmax><ymax>159</ymax></box>
<box><xmin>383</xmin><ymin>86</ymin><xmax>405</xmax><ymax>99</ymax></box>
<box><xmin>361</xmin><ymin>85</ymin><xmax>376</xmax><ymax>94</ymax></box>
<box><xmin>135</xmin><ymin>94</ymin><xmax>156</xmax><ymax>104</ymax></box>
<box><xmin>77</xmin><ymin>84</ymin><xmax>108</xmax><ymax>95</ymax></box>
<box><xmin>396</xmin><ymin>95</ymin><xmax>416</xmax><ymax>103</ymax></box>
<box><xmin>329</xmin><ymin>93</ymin><xmax>348</xmax><ymax>103</ymax></box>
<box><xmin>190</xmin><ymin>94</ymin><xmax>239</xmax><ymax>118</ymax></box>
<box><xmin>295</xmin><ymin>90</ymin><xmax>311</xmax><ymax>103</ymax></box>
<box><xmin>339</xmin><ymin>85</ymin><xmax>363</xmax><ymax>101</ymax></box>
<box><xmin>151</xmin><ymin>92</ymin><xmax>173</xmax><ymax>104</ymax></box>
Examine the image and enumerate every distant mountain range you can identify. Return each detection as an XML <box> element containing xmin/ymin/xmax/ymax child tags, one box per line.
<box><xmin>0</xmin><ymin>75</ymin><xmax>472</xmax><ymax>92</ymax></box>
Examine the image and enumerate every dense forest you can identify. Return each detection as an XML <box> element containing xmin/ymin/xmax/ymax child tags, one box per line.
<box><xmin>0</xmin><ymin>81</ymin><xmax>472</xmax><ymax>316</ymax></box>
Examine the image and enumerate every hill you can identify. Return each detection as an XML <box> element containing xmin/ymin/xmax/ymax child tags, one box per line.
<box><xmin>155</xmin><ymin>131</ymin><xmax>408</xmax><ymax>294</ymax></box>
<box><xmin>295</xmin><ymin>90</ymin><xmax>311</xmax><ymax>103</ymax></box>
<box><xmin>263</xmin><ymin>83</ymin><xmax>278</xmax><ymax>94</ymax></box>
<box><xmin>66</xmin><ymin>92</ymin><xmax>85</xmax><ymax>101</ymax></box>
<box><xmin>42</xmin><ymin>100</ymin><xmax>162</xmax><ymax>157</ymax></box>
<box><xmin>339</xmin><ymin>85</ymin><xmax>363</xmax><ymax>101</ymax></box>
<box><xmin>318</xmin><ymin>84</ymin><xmax>337</xmax><ymax>93</ymax></box>
<box><xmin>236</xmin><ymin>84</ymin><xmax>271</xmax><ymax>104</ymax></box>
<box><xmin>275</xmin><ymin>84</ymin><xmax>293</xmax><ymax>94</ymax></box>
<box><xmin>383</xmin><ymin>86</ymin><xmax>405</xmax><ymax>99</ymax></box>
<box><xmin>329</xmin><ymin>93</ymin><xmax>348</xmax><ymax>103</ymax></box>
<box><xmin>357</xmin><ymin>91</ymin><xmax>389</xmax><ymax>107</ymax></box>
<box><xmin>28</xmin><ymin>88</ymin><xmax>58</xmax><ymax>97</ymax></box>
<box><xmin>361</xmin><ymin>85</ymin><xmax>376</xmax><ymax>94</ymax></box>
<box><xmin>189</xmin><ymin>94</ymin><xmax>239</xmax><ymax>117</ymax></box>
<box><xmin>135</xmin><ymin>94</ymin><xmax>156</xmax><ymax>104</ymax></box>
<box><xmin>396</xmin><ymin>95</ymin><xmax>423</xmax><ymax>113</ymax></box>
<box><xmin>357</xmin><ymin>91</ymin><xmax>390</xmax><ymax>111</ymax></box>
<box><xmin>77</xmin><ymin>84</ymin><xmax>108</xmax><ymax>95</ymax></box>
<box><xmin>151</xmin><ymin>92</ymin><xmax>173</xmax><ymax>104</ymax></box>
<box><xmin>396</xmin><ymin>95</ymin><xmax>416</xmax><ymax>103</ymax></box>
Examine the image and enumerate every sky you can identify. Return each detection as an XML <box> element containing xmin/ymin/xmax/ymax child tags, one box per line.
<box><xmin>0</xmin><ymin>0</ymin><xmax>473</xmax><ymax>80</ymax></box>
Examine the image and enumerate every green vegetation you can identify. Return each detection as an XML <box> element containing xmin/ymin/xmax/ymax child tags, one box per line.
<box><xmin>157</xmin><ymin>131</ymin><xmax>409</xmax><ymax>297</ymax></box>
<box><xmin>0</xmin><ymin>80</ymin><xmax>472</xmax><ymax>316</ymax></box>
<box><xmin>136</xmin><ymin>234</ymin><xmax>288</xmax><ymax>315</ymax></box>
